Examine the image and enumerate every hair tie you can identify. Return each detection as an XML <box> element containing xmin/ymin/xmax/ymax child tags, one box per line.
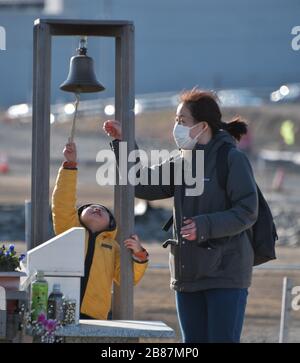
<box><xmin>219</xmin><ymin>120</ymin><xmax>227</xmax><ymax>130</ymax></box>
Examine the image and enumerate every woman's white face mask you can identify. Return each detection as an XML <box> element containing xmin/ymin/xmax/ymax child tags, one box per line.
<box><xmin>173</xmin><ymin>122</ymin><xmax>207</xmax><ymax>150</ymax></box>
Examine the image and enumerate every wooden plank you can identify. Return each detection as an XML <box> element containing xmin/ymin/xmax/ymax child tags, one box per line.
<box><xmin>31</xmin><ymin>22</ymin><xmax>52</xmax><ymax>248</ymax></box>
<box><xmin>35</xmin><ymin>19</ymin><xmax>132</xmax><ymax>37</ymax></box>
<box><xmin>50</xmin><ymin>25</ymin><xmax>123</xmax><ymax>37</ymax></box>
<box><xmin>5</xmin><ymin>291</ymin><xmax>28</xmax><ymax>301</ymax></box>
<box><xmin>36</xmin><ymin>19</ymin><xmax>133</xmax><ymax>26</ymax></box>
<box><xmin>113</xmin><ymin>24</ymin><xmax>135</xmax><ymax>320</ymax></box>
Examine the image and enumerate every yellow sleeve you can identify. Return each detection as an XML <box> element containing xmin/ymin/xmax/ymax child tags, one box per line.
<box><xmin>51</xmin><ymin>166</ymin><xmax>80</xmax><ymax>235</ymax></box>
<box><xmin>113</xmin><ymin>242</ymin><xmax>148</xmax><ymax>286</ymax></box>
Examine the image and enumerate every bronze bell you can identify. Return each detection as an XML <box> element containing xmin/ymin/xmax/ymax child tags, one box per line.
<box><xmin>60</xmin><ymin>37</ymin><xmax>105</xmax><ymax>93</ymax></box>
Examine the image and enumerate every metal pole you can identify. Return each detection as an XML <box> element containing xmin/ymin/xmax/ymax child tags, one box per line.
<box><xmin>113</xmin><ymin>24</ymin><xmax>135</xmax><ymax>320</ymax></box>
<box><xmin>31</xmin><ymin>22</ymin><xmax>52</xmax><ymax>248</ymax></box>
<box><xmin>24</xmin><ymin>200</ymin><xmax>31</xmax><ymax>251</ymax></box>
<box><xmin>279</xmin><ymin>277</ymin><xmax>293</xmax><ymax>343</ymax></box>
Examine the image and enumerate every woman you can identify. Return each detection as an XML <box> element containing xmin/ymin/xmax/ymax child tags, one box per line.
<box><xmin>103</xmin><ymin>88</ymin><xmax>258</xmax><ymax>343</ymax></box>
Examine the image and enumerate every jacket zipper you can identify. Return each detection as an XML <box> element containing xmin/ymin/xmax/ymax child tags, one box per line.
<box><xmin>80</xmin><ymin>231</ymin><xmax>97</xmax><ymax>306</ymax></box>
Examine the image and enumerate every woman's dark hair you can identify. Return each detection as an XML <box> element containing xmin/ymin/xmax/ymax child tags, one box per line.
<box><xmin>180</xmin><ymin>88</ymin><xmax>248</xmax><ymax>141</ymax></box>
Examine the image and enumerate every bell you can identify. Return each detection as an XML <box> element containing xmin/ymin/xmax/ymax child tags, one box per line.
<box><xmin>60</xmin><ymin>37</ymin><xmax>105</xmax><ymax>93</ymax></box>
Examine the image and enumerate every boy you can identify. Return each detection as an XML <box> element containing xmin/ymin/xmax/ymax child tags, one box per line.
<box><xmin>52</xmin><ymin>140</ymin><xmax>148</xmax><ymax>320</ymax></box>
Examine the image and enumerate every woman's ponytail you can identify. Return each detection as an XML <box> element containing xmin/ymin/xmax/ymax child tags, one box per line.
<box><xmin>221</xmin><ymin>116</ymin><xmax>248</xmax><ymax>141</ymax></box>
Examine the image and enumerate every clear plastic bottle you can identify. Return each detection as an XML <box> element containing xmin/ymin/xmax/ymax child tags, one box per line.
<box><xmin>31</xmin><ymin>271</ymin><xmax>48</xmax><ymax>321</ymax></box>
<box><xmin>62</xmin><ymin>296</ymin><xmax>76</xmax><ymax>326</ymax></box>
<box><xmin>47</xmin><ymin>283</ymin><xmax>64</xmax><ymax>323</ymax></box>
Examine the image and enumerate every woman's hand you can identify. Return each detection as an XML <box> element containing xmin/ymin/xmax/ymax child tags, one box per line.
<box><xmin>180</xmin><ymin>218</ymin><xmax>197</xmax><ymax>241</ymax></box>
<box><xmin>63</xmin><ymin>140</ymin><xmax>77</xmax><ymax>163</ymax></box>
<box><xmin>124</xmin><ymin>234</ymin><xmax>143</xmax><ymax>254</ymax></box>
<box><xmin>103</xmin><ymin>120</ymin><xmax>122</xmax><ymax>140</ymax></box>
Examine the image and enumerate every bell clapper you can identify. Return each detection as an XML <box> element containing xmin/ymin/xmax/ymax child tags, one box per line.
<box><xmin>69</xmin><ymin>92</ymin><xmax>80</xmax><ymax>143</ymax></box>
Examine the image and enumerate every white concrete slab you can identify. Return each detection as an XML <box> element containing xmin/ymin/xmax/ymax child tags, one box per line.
<box><xmin>55</xmin><ymin>320</ymin><xmax>175</xmax><ymax>338</ymax></box>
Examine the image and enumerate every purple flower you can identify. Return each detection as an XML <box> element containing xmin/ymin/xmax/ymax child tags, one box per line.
<box><xmin>45</xmin><ymin>319</ymin><xmax>57</xmax><ymax>332</ymax></box>
<box><xmin>19</xmin><ymin>253</ymin><xmax>26</xmax><ymax>261</ymax></box>
<box><xmin>9</xmin><ymin>244</ymin><xmax>15</xmax><ymax>252</ymax></box>
<box><xmin>5</xmin><ymin>251</ymin><xmax>10</xmax><ymax>257</ymax></box>
<box><xmin>37</xmin><ymin>313</ymin><xmax>47</xmax><ymax>324</ymax></box>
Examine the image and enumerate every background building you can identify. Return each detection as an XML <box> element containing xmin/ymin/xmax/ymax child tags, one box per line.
<box><xmin>0</xmin><ymin>0</ymin><xmax>299</xmax><ymax>107</ymax></box>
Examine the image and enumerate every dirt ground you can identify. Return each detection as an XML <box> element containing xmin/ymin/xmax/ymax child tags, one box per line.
<box><xmin>2</xmin><ymin>105</ymin><xmax>300</xmax><ymax>343</ymax></box>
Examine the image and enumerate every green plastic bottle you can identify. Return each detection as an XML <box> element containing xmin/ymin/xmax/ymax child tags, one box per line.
<box><xmin>31</xmin><ymin>271</ymin><xmax>48</xmax><ymax>321</ymax></box>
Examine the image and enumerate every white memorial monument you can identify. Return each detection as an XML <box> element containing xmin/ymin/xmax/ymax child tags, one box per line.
<box><xmin>26</xmin><ymin>227</ymin><xmax>85</xmax><ymax>323</ymax></box>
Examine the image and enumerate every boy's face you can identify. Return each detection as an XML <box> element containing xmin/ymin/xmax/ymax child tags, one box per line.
<box><xmin>80</xmin><ymin>204</ymin><xmax>111</xmax><ymax>233</ymax></box>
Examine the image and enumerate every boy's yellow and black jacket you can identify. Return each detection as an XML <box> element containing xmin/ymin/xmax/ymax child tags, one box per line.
<box><xmin>51</xmin><ymin>166</ymin><xmax>148</xmax><ymax>320</ymax></box>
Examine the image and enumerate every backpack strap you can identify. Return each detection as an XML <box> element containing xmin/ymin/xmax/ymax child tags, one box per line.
<box><xmin>216</xmin><ymin>142</ymin><xmax>235</xmax><ymax>192</ymax></box>
<box><xmin>162</xmin><ymin>215</ymin><xmax>173</xmax><ymax>232</ymax></box>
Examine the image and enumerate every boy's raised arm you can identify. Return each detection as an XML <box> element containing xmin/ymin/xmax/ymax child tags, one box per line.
<box><xmin>52</xmin><ymin>141</ymin><xmax>80</xmax><ymax>235</ymax></box>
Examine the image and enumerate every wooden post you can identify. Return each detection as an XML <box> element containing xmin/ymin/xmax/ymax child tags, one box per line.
<box><xmin>0</xmin><ymin>287</ymin><xmax>6</xmax><ymax>339</ymax></box>
<box><xmin>31</xmin><ymin>21</ymin><xmax>52</xmax><ymax>248</ymax></box>
<box><xmin>113</xmin><ymin>24</ymin><xmax>135</xmax><ymax>320</ymax></box>
<box><xmin>25</xmin><ymin>200</ymin><xmax>31</xmax><ymax>251</ymax></box>
<box><xmin>279</xmin><ymin>277</ymin><xmax>293</xmax><ymax>343</ymax></box>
